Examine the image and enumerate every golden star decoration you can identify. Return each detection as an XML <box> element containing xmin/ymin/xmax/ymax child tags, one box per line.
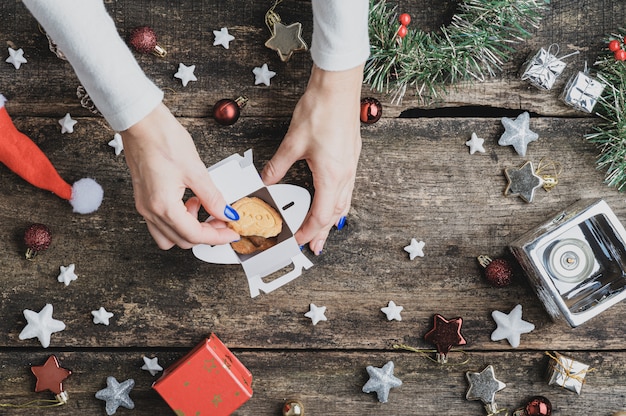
<box><xmin>265</xmin><ymin>21</ymin><xmax>307</xmax><ymax>62</ymax></box>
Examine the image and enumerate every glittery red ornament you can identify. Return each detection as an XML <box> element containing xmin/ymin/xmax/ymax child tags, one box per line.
<box><xmin>478</xmin><ymin>255</ymin><xmax>513</xmax><ymax>287</ymax></box>
<box><xmin>24</xmin><ymin>223</ymin><xmax>51</xmax><ymax>260</ymax></box>
<box><xmin>360</xmin><ymin>97</ymin><xmax>382</xmax><ymax>124</ymax></box>
<box><xmin>212</xmin><ymin>96</ymin><xmax>248</xmax><ymax>126</ymax></box>
<box><xmin>31</xmin><ymin>355</ymin><xmax>72</xmax><ymax>395</ymax></box>
<box><xmin>525</xmin><ymin>396</ymin><xmax>552</xmax><ymax>416</ymax></box>
<box><xmin>128</xmin><ymin>26</ymin><xmax>167</xmax><ymax>57</ymax></box>
<box><xmin>424</xmin><ymin>314</ymin><xmax>467</xmax><ymax>363</ymax></box>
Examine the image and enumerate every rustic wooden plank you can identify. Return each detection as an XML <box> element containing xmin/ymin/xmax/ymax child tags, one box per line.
<box><xmin>2</xmin><ymin>1</ymin><xmax>625</xmax><ymax>117</ymax></box>
<box><xmin>0</xmin><ymin>350</ymin><xmax>623</xmax><ymax>415</ymax></box>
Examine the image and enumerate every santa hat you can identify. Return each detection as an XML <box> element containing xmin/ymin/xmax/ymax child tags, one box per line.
<box><xmin>0</xmin><ymin>94</ymin><xmax>103</xmax><ymax>214</ymax></box>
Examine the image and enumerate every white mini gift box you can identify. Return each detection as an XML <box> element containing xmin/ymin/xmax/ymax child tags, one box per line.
<box><xmin>192</xmin><ymin>149</ymin><xmax>313</xmax><ymax>298</ymax></box>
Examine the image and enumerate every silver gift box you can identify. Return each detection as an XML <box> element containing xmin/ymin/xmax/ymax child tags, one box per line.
<box><xmin>560</xmin><ymin>71</ymin><xmax>605</xmax><ymax>113</ymax></box>
<box><xmin>509</xmin><ymin>199</ymin><xmax>626</xmax><ymax>327</ymax></box>
<box><xmin>521</xmin><ymin>47</ymin><xmax>567</xmax><ymax>90</ymax></box>
<box><xmin>546</xmin><ymin>352</ymin><xmax>590</xmax><ymax>394</ymax></box>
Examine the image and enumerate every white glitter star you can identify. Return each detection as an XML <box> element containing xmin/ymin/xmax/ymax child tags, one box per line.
<box><xmin>19</xmin><ymin>303</ymin><xmax>66</xmax><ymax>348</ymax></box>
<box><xmin>498</xmin><ymin>112</ymin><xmax>539</xmax><ymax>156</ymax></box>
<box><xmin>108</xmin><ymin>133</ymin><xmax>124</xmax><ymax>156</ymax></box>
<box><xmin>141</xmin><ymin>356</ymin><xmax>163</xmax><ymax>376</ymax></box>
<box><xmin>381</xmin><ymin>301</ymin><xmax>403</xmax><ymax>321</ymax></box>
<box><xmin>491</xmin><ymin>304</ymin><xmax>535</xmax><ymax>348</ymax></box>
<box><xmin>174</xmin><ymin>63</ymin><xmax>197</xmax><ymax>87</ymax></box>
<box><xmin>362</xmin><ymin>361</ymin><xmax>402</xmax><ymax>403</ymax></box>
<box><xmin>57</xmin><ymin>263</ymin><xmax>78</xmax><ymax>286</ymax></box>
<box><xmin>304</xmin><ymin>303</ymin><xmax>327</xmax><ymax>325</ymax></box>
<box><xmin>91</xmin><ymin>307</ymin><xmax>114</xmax><ymax>326</ymax></box>
<box><xmin>6</xmin><ymin>47</ymin><xmax>27</xmax><ymax>69</ymax></box>
<box><xmin>252</xmin><ymin>63</ymin><xmax>276</xmax><ymax>86</ymax></box>
<box><xmin>404</xmin><ymin>238</ymin><xmax>425</xmax><ymax>260</ymax></box>
<box><xmin>58</xmin><ymin>113</ymin><xmax>77</xmax><ymax>134</ymax></box>
<box><xmin>466</xmin><ymin>132</ymin><xmax>486</xmax><ymax>155</ymax></box>
<box><xmin>213</xmin><ymin>27</ymin><xmax>235</xmax><ymax>49</ymax></box>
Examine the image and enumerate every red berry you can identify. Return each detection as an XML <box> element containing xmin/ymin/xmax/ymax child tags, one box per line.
<box><xmin>615</xmin><ymin>49</ymin><xmax>626</xmax><ymax>61</ymax></box>
<box><xmin>609</xmin><ymin>39</ymin><xmax>621</xmax><ymax>52</ymax></box>
<box><xmin>397</xmin><ymin>25</ymin><xmax>408</xmax><ymax>39</ymax></box>
<box><xmin>484</xmin><ymin>258</ymin><xmax>513</xmax><ymax>287</ymax></box>
<box><xmin>398</xmin><ymin>13</ymin><xmax>411</xmax><ymax>27</ymax></box>
<box><xmin>24</xmin><ymin>223</ymin><xmax>52</xmax><ymax>259</ymax></box>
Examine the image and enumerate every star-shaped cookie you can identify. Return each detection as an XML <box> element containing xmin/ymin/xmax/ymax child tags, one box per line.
<box><xmin>265</xmin><ymin>21</ymin><xmax>307</xmax><ymax>62</ymax></box>
<box><xmin>95</xmin><ymin>376</ymin><xmax>135</xmax><ymax>415</ymax></box>
<box><xmin>466</xmin><ymin>365</ymin><xmax>506</xmax><ymax>405</ymax></box>
<box><xmin>19</xmin><ymin>303</ymin><xmax>66</xmax><ymax>348</ymax></box>
<box><xmin>31</xmin><ymin>355</ymin><xmax>72</xmax><ymax>395</ymax></box>
<box><xmin>362</xmin><ymin>361</ymin><xmax>402</xmax><ymax>403</ymax></box>
<box><xmin>504</xmin><ymin>161</ymin><xmax>544</xmax><ymax>203</ymax></box>
<box><xmin>491</xmin><ymin>304</ymin><xmax>535</xmax><ymax>348</ymax></box>
<box><xmin>498</xmin><ymin>111</ymin><xmax>538</xmax><ymax>156</ymax></box>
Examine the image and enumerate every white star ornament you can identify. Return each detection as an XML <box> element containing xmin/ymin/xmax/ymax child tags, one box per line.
<box><xmin>19</xmin><ymin>303</ymin><xmax>66</xmax><ymax>348</ymax></box>
<box><xmin>213</xmin><ymin>27</ymin><xmax>235</xmax><ymax>49</ymax></box>
<box><xmin>174</xmin><ymin>63</ymin><xmax>197</xmax><ymax>87</ymax></box>
<box><xmin>491</xmin><ymin>304</ymin><xmax>535</xmax><ymax>348</ymax></box>
<box><xmin>253</xmin><ymin>63</ymin><xmax>276</xmax><ymax>86</ymax></box>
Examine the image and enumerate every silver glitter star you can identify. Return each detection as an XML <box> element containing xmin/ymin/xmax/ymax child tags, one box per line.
<box><xmin>466</xmin><ymin>365</ymin><xmax>506</xmax><ymax>405</ymax></box>
<box><xmin>504</xmin><ymin>161</ymin><xmax>543</xmax><ymax>203</ymax></box>
<box><xmin>362</xmin><ymin>361</ymin><xmax>402</xmax><ymax>403</ymax></box>
<box><xmin>95</xmin><ymin>376</ymin><xmax>135</xmax><ymax>415</ymax></box>
<box><xmin>498</xmin><ymin>112</ymin><xmax>539</xmax><ymax>156</ymax></box>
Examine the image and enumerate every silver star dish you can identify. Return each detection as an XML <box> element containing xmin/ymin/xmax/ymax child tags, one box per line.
<box><xmin>504</xmin><ymin>161</ymin><xmax>543</xmax><ymax>203</ymax></box>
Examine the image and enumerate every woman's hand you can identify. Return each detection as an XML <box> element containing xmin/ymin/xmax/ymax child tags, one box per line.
<box><xmin>262</xmin><ymin>63</ymin><xmax>364</xmax><ymax>255</ymax></box>
<box><xmin>121</xmin><ymin>103</ymin><xmax>240</xmax><ymax>249</ymax></box>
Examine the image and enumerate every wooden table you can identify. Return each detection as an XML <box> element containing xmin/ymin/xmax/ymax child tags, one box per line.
<box><xmin>1</xmin><ymin>1</ymin><xmax>626</xmax><ymax>414</ymax></box>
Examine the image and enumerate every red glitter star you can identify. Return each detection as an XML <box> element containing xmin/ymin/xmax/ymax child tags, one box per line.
<box><xmin>31</xmin><ymin>355</ymin><xmax>71</xmax><ymax>395</ymax></box>
<box><xmin>424</xmin><ymin>314</ymin><xmax>467</xmax><ymax>362</ymax></box>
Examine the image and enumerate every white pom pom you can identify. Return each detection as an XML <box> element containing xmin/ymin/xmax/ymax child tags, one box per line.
<box><xmin>0</xmin><ymin>94</ymin><xmax>6</xmax><ymax>108</ymax></box>
<box><xmin>70</xmin><ymin>178</ymin><xmax>104</xmax><ymax>214</ymax></box>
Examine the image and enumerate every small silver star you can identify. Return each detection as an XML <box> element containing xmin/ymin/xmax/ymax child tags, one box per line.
<box><xmin>6</xmin><ymin>47</ymin><xmax>27</xmax><ymax>69</ymax></box>
<box><xmin>381</xmin><ymin>301</ymin><xmax>403</xmax><ymax>321</ymax></box>
<box><xmin>57</xmin><ymin>263</ymin><xmax>78</xmax><ymax>286</ymax></box>
<box><xmin>108</xmin><ymin>133</ymin><xmax>124</xmax><ymax>156</ymax></box>
<box><xmin>491</xmin><ymin>304</ymin><xmax>535</xmax><ymax>348</ymax></box>
<box><xmin>253</xmin><ymin>63</ymin><xmax>276</xmax><ymax>86</ymax></box>
<box><xmin>95</xmin><ymin>376</ymin><xmax>135</xmax><ymax>415</ymax></box>
<box><xmin>18</xmin><ymin>303</ymin><xmax>66</xmax><ymax>348</ymax></box>
<box><xmin>404</xmin><ymin>238</ymin><xmax>425</xmax><ymax>260</ymax></box>
<box><xmin>58</xmin><ymin>113</ymin><xmax>77</xmax><ymax>134</ymax></box>
<box><xmin>174</xmin><ymin>63</ymin><xmax>197</xmax><ymax>87</ymax></box>
<box><xmin>213</xmin><ymin>27</ymin><xmax>235</xmax><ymax>49</ymax></box>
<box><xmin>362</xmin><ymin>361</ymin><xmax>402</xmax><ymax>403</ymax></box>
<box><xmin>466</xmin><ymin>132</ymin><xmax>486</xmax><ymax>155</ymax></box>
<box><xmin>498</xmin><ymin>111</ymin><xmax>538</xmax><ymax>156</ymax></box>
<box><xmin>91</xmin><ymin>307</ymin><xmax>114</xmax><ymax>326</ymax></box>
<box><xmin>466</xmin><ymin>365</ymin><xmax>506</xmax><ymax>405</ymax></box>
<box><xmin>141</xmin><ymin>356</ymin><xmax>163</xmax><ymax>376</ymax></box>
<box><xmin>304</xmin><ymin>303</ymin><xmax>327</xmax><ymax>325</ymax></box>
<box><xmin>504</xmin><ymin>161</ymin><xmax>544</xmax><ymax>203</ymax></box>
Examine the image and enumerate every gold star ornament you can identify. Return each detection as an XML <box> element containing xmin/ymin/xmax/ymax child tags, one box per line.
<box><xmin>264</xmin><ymin>1</ymin><xmax>308</xmax><ymax>62</ymax></box>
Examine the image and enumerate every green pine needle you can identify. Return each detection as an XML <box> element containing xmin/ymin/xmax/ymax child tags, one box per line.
<box><xmin>364</xmin><ymin>0</ymin><xmax>549</xmax><ymax>103</ymax></box>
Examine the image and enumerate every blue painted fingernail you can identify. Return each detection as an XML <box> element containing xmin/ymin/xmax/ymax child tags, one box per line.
<box><xmin>224</xmin><ymin>205</ymin><xmax>240</xmax><ymax>221</ymax></box>
<box><xmin>336</xmin><ymin>216</ymin><xmax>347</xmax><ymax>230</ymax></box>
<box><xmin>299</xmin><ymin>245</ymin><xmax>305</xmax><ymax>251</ymax></box>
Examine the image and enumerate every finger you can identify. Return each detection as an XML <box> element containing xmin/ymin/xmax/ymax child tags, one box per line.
<box><xmin>145</xmin><ymin>220</ymin><xmax>176</xmax><ymax>250</ymax></box>
<box><xmin>261</xmin><ymin>141</ymin><xmax>300</xmax><ymax>186</ymax></box>
<box><xmin>188</xmin><ymin>170</ymin><xmax>239</xmax><ymax>223</ymax></box>
<box><xmin>185</xmin><ymin>196</ymin><xmax>202</xmax><ymax>217</ymax></box>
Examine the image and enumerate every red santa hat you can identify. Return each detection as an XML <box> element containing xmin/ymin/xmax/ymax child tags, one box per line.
<box><xmin>0</xmin><ymin>94</ymin><xmax>103</xmax><ymax>214</ymax></box>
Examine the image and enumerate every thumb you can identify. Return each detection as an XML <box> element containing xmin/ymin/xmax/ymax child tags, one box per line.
<box><xmin>189</xmin><ymin>171</ymin><xmax>239</xmax><ymax>222</ymax></box>
<box><xmin>261</xmin><ymin>143</ymin><xmax>300</xmax><ymax>186</ymax></box>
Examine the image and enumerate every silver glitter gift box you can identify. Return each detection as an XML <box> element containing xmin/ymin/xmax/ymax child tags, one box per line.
<box><xmin>521</xmin><ymin>47</ymin><xmax>568</xmax><ymax>90</ymax></box>
<box><xmin>560</xmin><ymin>71</ymin><xmax>605</xmax><ymax>113</ymax></box>
<box><xmin>545</xmin><ymin>352</ymin><xmax>590</xmax><ymax>395</ymax></box>
<box><xmin>509</xmin><ymin>199</ymin><xmax>626</xmax><ymax>327</ymax></box>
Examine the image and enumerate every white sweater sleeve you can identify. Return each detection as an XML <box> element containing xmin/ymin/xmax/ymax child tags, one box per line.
<box><xmin>310</xmin><ymin>0</ymin><xmax>370</xmax><ymax>71</ymax></box>
<box><xmin>21</xmin><ymin>0</ymin><xmax>163</xmax><ymax>132</ymax></box>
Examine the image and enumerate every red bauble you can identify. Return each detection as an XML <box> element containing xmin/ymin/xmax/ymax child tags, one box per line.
<box><xmin>609</xmin><ymin>39</ymin><xmax>621</xmax><ymax>52</ymax></box>
<box><xmin>24</xmin><ymin>223</ymin><xmax>51</xmax><ymax>259</ymax></box>
<box><xmin>212</xmin><ymin>96</ymin><xmax>248</xmax><ymax>126</ymax></box>
<box><xmin>615</xmin><ymin>49</ymin><xmax>626</xmax><ymax>61</ymax></box>
<box><xmin>397</xmin><ymin>25</ymin><xmax>408</xmax><ymax>38</ymax></box>
<box><xmin>360</xmin><ymin>97</ymin><xmax>383</xmax><ymax>124</ymax></box>
<box><xmin>525</xmin><ymin>396</ymin><xmax>552</xmax><ymax>416</ymax></box>
<box><xmin>478</xmin><ymin>255</ymin><xmax>513</xmax><ymax>287</ymax></box>
<box><xmin>398</xmin><ymin>13</ymin><xmax>411</xmax><ymax>27</ymax></box>
<box><xmin>128</xmin><ymin>26</ymin><xmax>167</xmax><ymax>57</ymax></box>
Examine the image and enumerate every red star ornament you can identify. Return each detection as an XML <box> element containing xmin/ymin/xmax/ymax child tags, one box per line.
<box><xmin>424</xmin><ymin>314</ymin><xmax>467</xmax><ymax>363</ymax></box>
<box><xmin>31</xmin><ymin>355</ymin><xmax>72</xmax><ymax>395</ymax></box>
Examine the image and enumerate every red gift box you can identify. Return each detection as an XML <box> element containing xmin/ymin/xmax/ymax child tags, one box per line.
<box><xmin>153</xmin><ymin>333</ymin><xmax>253</xmax><ymax>415</ymax></box>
